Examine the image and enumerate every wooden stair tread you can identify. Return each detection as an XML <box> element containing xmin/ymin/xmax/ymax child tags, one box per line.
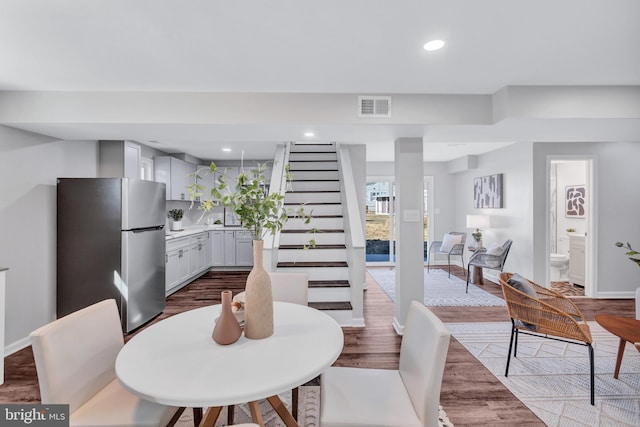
<box><xmin>285</xmin><ymin>190</ymin><xmax>340</xmax><ymax>193</ymax></box>
<box><xmin>309</xmin><ymin>301</ymin><xmax>353</xmax><ymax>311</ymax></box>
<box><xmin>277</xmin><ymin>261</ymin><xmax>348</xmax><ymax>268</ymax></box>
<box><xmin>290</xmin><ymin>178</ymin><xmax>339</xmax><ymax>181</ymax></box>
<box><xmin>286</xmin><ymin>215</ymin><xmax>342</xmax><ymax>218</ymax></box>
<box><xmin>289</xmin><ymin>159</ymin><xmax>337</xmax><ymax>162</ymax></box>
<box><xmin>281</xmin><ymin>229</ymin><xmax>344</xmax><ymax>233</ymax></box>
<box><xmin>309</xmin><ymin>280</ymin><xmax>350</xmax><ymax>288</ymax></box>
<box><xmin>284</xmin><ymin>202</ymin><xmax>341</xmax><ymax>205</ymax></box>
<box><xmin>279</xmin><ymin>244</ymin><xmax>346</xmax><ymax>249</ymax></box>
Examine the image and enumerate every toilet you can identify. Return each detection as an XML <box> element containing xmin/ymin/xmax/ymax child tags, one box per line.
<box><xmin>550</xmin><ymin>235</ymin><xmax>570</xmax><ymax>281</ymax></box>
<box><xmin>550</xmin><ymin>253</ymin><xmax>569</xmax><ymax>281</ymax></box>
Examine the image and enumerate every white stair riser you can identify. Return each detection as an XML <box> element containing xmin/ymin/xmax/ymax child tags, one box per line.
<box><xmin>278</xmin><ymin>248</ymin><xmax>346</xmax><ymax>263</ymax></box>
<box><xmin>277</xmin><ymin>266</ymin><xmax>349</xmax><ymax>281</ymax></box>
<box><xmin>290</xmin><ymin>170</ymin><xmax>339</xmax><ymax>180</ymax></box>
<box><xmin>289</xmin><ymin>161</ymin><xmax>338</xmax><ymax>171</ymax></box>
<box><xmin>279</xmin><ymin>232</ymin><xmax>345</xmax><ymax>245</ymax></box>
<box><xmin>285</xmin><ymin>192</ymin><xmax>341</xmax><ymax>204</ymax></box>
<box><xmin>309</xmin><ymin>287</ymin><xmax>351</xmax><ymax>303</ymax></box>
<box><xmin>289</xmin><ymin>152</ymin><xmax>337</xmax><ymax>162</ymax></box>
<box><xmin>290</xmin><ymin>181</ymin><xmax>340</xmax><ymax>192</ymax></box>
<box><xmin>285</xmin><ymin>217</ymin><xmax>344</xmax><ymax>230</ymax></box>
<box><xmin>295</xmin><ymin>204</ymin><xmax>342</xmax><ymax>216</ymax></box>
<box><xmin>322</xmin><ymin>310</ymin><xmax>353</xmax><ymax>327</ymax></box>
<box><xmin>290</xmin><ymin>144</ymin><xmax>336</xmax><ymax>153</ymax></box>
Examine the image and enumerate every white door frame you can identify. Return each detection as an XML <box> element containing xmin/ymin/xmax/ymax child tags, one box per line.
<box><xmin>545</xmin><ymin>155</ymin><xmax>597</xmax><ymax>297</ymax></box>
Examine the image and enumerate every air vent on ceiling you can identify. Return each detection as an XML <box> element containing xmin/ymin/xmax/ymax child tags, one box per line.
<box><xmin>358</xmin><ymin>96</ymin><xmax>391</xmax><ymax>118</ymax></box>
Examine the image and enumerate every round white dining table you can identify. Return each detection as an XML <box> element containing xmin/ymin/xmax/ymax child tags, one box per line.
<box><xmin>115</xmin><ymin>302</ymin><xmax>344</xmax><ymax>424</ymax></box>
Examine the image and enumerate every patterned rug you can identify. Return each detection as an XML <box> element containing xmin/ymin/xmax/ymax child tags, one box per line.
<box><xmin>368</xmin><ymin>268</ymin><xmax>506</xmax><ymax>307</ymax></box>
<box><xmin>175</xmin><ymin>385</ymin><xmax>455</xmax><ymax>426</ymax></box>
<box><xmin>447</xmin><ymin>321</ymin><xmax>640</xmax><ymax>426</ymax></box>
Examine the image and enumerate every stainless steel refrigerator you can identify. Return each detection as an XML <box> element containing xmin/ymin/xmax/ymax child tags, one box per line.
<box><xmin>57</xmin><ymin>178</ymin><xmax>166</xmax><ymax>332</ymax></box>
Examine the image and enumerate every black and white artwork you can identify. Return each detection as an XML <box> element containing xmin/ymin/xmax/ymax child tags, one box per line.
<box><xmin>565</xmin><ymin>185</ymin><xmax>586</xmax><ymax>218</ymax></box>
<box><xmin>473</xmin><ymin>174</ymin><xmax>503</xmax><ymax>208</ymax></box>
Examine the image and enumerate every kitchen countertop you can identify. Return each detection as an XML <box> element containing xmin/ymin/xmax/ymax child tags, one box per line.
<box><xmin>165</xmin><ymin>225</ymin><xmax>245</xmax><ymax>240</ymax></box>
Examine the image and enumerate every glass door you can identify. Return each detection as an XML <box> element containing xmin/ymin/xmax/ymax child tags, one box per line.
<box><xmin>365</xmin><ymin>180</ymin><xmax>396</xmax><ymax>263</ymax></box>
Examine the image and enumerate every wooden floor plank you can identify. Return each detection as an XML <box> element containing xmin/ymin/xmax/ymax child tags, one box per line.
<box><xmin>0</xmin><ymin>267</ymin><xmax>633</xmax><ymax>426</ymax></box>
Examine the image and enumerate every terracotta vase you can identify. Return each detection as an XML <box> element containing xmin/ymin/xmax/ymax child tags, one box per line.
<box><xmin>243</xmin><ymin>239</ymin><xmax>274</xmax><ymax>339</ymax></box>
<box><xmin>212</xmin><ymin>290</ymin><xmax>242</xmax><ymax>345</ymax></box>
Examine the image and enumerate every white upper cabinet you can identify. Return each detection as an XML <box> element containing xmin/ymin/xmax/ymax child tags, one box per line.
<box><xmin>154</xmin><ymin>156</ymin><xmax>197</xmax><ymax>201</ymax></box>
<box><xmin>98</xmin><ymin>140</ymin><xmax>141</xmax><ymax>179</ymax></box>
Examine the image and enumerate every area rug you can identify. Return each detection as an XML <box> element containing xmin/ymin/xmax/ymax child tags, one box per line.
<box><xmin>368</xmin><ymin>268</ymin><xmax>506</xmax><ymax>307</ymax></box>
<box><xmin>447</xmin><ymin>321</ymin><xmax>640</xmax><ymax>426</ymax></box>
<box><xmin>175</xmin><ymin>385</ymin><xmax>455</xmax><ymax>426</ymax></box>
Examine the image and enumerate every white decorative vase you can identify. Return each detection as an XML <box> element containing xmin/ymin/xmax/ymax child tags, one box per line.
<box><xmin>170</xmin><ymin>220</ymin><xmax>182</xmax><ymax>231</ymax></box>
<box><xmin>243</xmin><ymin>239</ymin><xmax>274</xmax><ymax>339</ymax></box>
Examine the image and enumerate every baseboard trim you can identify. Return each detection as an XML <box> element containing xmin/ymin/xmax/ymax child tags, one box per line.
<box><xmin>5</xmin><ymin>336</ymin><xmax>30</xmax><ymax>357</ymax></box>
<box><xmin>392</xmin><ymin>317</ymin><xmax>405</xmax><ymax>336</ymax></box>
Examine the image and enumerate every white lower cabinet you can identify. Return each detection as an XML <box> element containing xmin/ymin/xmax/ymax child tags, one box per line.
<box><xmin>235</xmin><ymin>232</ymin><xmax>253</xmax><ymax>266</ymax></box>
<box><xmin>210</xmin><ymin>230</ymin><xmax>225</xmax><ymax>266</ymax></box>
<box><xmin>165</xmin><ymin>232</ymin><xmax>210</xmax><ymax>296</ymax></box>
<box><xmin>166</xmin><ymin>229</ymin><xmax>253</xmax><ymax>296</ymax></box>
<box><xmin>569</xmin><ymin>234</ymin><xmax>586</xmax><ymax>286</ymax></box>
<box><xmin>224</xmin><ymin>231</ymin><xmax>236</xmax><ymax>266</ymax></box>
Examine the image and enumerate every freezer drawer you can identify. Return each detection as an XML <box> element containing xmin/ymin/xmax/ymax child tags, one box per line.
<box><xmin>120</xmin><ymin>227</ymin><xmax>166</xmax><ymax>332</ymax></box>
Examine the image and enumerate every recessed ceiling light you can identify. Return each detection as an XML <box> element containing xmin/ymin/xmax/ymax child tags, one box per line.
<box><xmin>423</xmin><ymin>39</ymin><xmax>445</xmax><ymax>51</ymax></box>
<box><xmin>304</xmin><ymin>131</ymin><xmax>315</xmax><ymax>137</ymax></box>
<box><xmin>222</xmin><ymin>148</ymin><xmax>232</xmax><ymax>152</ymax></box>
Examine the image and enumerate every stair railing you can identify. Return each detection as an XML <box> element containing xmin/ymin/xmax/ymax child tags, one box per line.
<box><xmin>262</xmin><ymin>142</ymin><xmax>291</xmax><ymax>271</ymax></box>
<box><xmin>337</xmin><ymin>144</ymin><xmax>366</xmax><ymax>326</ymax></box>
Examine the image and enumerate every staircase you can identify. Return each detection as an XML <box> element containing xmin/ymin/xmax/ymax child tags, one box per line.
<box><xmin>277</xmin><ymin>142</ymin><xmax>354</xmax><ymax>325</ymax></box>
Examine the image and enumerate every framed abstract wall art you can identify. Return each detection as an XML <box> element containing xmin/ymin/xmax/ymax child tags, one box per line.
<box><xmin>473</xmin><ymin>173</ymin><xmax>503</xmax><ymax>208</ymax></box>
<box><xmin>565</xmin><ymin>185</ymin><xmax>586</xmax><ymax>218</ymax></box>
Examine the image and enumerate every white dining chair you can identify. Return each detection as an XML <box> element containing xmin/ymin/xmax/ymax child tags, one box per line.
<box><xmin>228</xmin><ymin>272</ymin><xmax>309</xmax><ymax>425</ymax></box>
<box><xmin>320</xmin><ymin>301</ymin><xmax>451</xmax><ymax>427</ymax></box>
<box><xmin>269</xmin><ymin>271</ymin><xmax>309</xmax><ymax>306</ymax></box>
<box><xmin>30</xmin><ymin>299</ymin><xmax>184</xmax><ymax>426</ymax></box>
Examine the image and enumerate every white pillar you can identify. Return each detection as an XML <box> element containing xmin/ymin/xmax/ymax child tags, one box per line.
<box><xmin>393</xmin><ymin>138</ymin><xmax>424</xmax><ymax>334</ymax></box>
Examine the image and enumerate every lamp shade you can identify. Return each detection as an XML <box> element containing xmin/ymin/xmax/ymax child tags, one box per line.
<box><xmin>466</xmin><ymin>214</ymin><xmax>489</xmax><ymax>229</ymax></box>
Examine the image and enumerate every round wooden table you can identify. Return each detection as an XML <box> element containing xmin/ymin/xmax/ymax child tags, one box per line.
<box><xmin>594</xmin><ymin>314</ymin><xmax>640</xmax><ymax>379</ymax></box>
<box><xmin>116</xmin><ymin>302</ymin><xmax>344</xmax><ymax>426</ymax></box>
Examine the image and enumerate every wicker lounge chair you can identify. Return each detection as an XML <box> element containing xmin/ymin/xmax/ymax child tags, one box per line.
<box><xmin>498</xmin><ymin>272</ymin><xmax>595</xmax><ymax>405</ymax></box>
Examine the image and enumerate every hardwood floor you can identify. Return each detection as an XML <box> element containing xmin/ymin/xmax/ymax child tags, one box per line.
<box><xmin>0</xmin><ymin>267</ymin><xmax>634</xmax><ymax>426</ymax></box>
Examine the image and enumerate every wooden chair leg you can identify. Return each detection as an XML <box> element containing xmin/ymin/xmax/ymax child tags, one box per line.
<box><xmin>292</xmin><ymin>387</ymin><xmax>298</xmax><ymax>421</ymax></box>
<box><xmin>193</xmin><ymin>407</ymin><xmax>203</xmax><ymax>426</ymax></box>
<box><xmin>166</xmin><ymin>407</ymin><xmax>185</xmax><ymax>427</ymax></box>
<box><xmin>227</xmin><ymin>404</ymin><xmax>235</xmax><ymax>425</ymax></box>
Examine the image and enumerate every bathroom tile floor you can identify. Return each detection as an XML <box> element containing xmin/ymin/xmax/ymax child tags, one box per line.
<box><xmin>551</xmin><ymin>281</ymin><xmax>585</xmax><ymax>297</ymax></box>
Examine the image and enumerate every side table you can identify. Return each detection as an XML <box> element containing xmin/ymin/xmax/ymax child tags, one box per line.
<box><xmin>467</xmin><ymin>246</ymin><xmax>484</xmax><ymax>285</ymax></box>
<box><xmin>594</xmin><ymin>314</ymin><xmax>640</xmax><ymax>379</ymax></box>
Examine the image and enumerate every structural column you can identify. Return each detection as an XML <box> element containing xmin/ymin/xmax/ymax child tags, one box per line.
<box><xmin>393</xmin><ymin>138</ymin><xmax>424</xmax><ymax>334</ymax></box>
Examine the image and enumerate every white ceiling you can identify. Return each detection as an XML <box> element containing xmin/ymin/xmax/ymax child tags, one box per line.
<box><xmin>1</xmin><ymin>0</ymin><xmax>639</xmax><ymax>161</ymax></box>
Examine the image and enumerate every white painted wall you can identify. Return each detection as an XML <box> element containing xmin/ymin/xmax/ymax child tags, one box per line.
<box><xmin>454</xmin><ymin>142</ymin><xmax>535</xmax><ymax>280</ymax></box>
<box><xmin>366</xmin><ymin>160</ymin><xmax>457</xmax><ymax>246</ymax></box>
<box><xmin>0</xmin><ymin>125</ymin><xmax>97</xmax><ymax>353</ymax></box>
<box><xmin>555</xmin><ymin>161</ymin><xmax>587</xmax><ymax>237</ymax></box>
<box><xmin>533</xmin><ymin>141</ymin><xmax>640</xmax><ymax>297</ymax></box>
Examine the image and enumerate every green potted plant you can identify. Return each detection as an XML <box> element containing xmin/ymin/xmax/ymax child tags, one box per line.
<box><xmin>167</xmin><ymin>209</ymin><xmax>184</xmax><ymax>231</ymax></box>
<box><xmin>471</xmin><ymin>229</ymin><xmax>483</xmax><ymax>248</ymax></box>
<box><xmin>188</xmin><ymin>161</ymin><xmax>311</xmax><ymax>339</ymax></box>
<box><xmin>615</xmin><ymin>242</ymin><xmax>640</xmax><ymax>268</ymax></box>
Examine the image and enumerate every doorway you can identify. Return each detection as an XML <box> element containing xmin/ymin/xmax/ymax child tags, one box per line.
<box><xmin>547</xmin><ymin>157</ymin><xmax>595</xmax><ymax>297</ymax></box>
<box><xmin>365</xmin><ymin>176</ymin><xmax>433</xmax><ymax>265</ymax></box>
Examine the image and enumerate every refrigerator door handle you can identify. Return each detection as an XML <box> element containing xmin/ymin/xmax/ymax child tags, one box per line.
<box><xmin>129</xmin><ymin>225</ymin><xmax>165</xmax><ymax>233</ymax></box>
